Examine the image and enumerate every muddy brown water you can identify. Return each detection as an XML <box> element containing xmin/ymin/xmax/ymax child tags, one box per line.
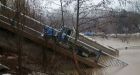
<box><xmin>91</xmin><ymin>36</ymin><xmax>140</xmax><ymax>75</ymax></box>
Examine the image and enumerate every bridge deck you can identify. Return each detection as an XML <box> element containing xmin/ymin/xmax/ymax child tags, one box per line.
<box><xmin>0</xmin><ymin>16</ymin><xmax>100</xmax><ymax>68</ymax></box>
<box><xmin>79</xmin><ymin>34</ymin><xmax>119</xmax><ymax>56</ymax></box>
<box><xmin>0</xmin><ymin>3</ymin><xmax>128</xmax><ymax>68</ymax></box>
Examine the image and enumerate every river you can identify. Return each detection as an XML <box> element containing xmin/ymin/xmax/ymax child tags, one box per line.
<box><xmin>91</xmin><ymin>35</ymin><xmax>140</xmax><ymax>75</ymax></box>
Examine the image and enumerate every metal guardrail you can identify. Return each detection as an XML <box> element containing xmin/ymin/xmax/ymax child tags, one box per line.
<box><xmin>0</xmin><ymin>15</ymin><xmax>42</xmax><ymax>35</ymax></box>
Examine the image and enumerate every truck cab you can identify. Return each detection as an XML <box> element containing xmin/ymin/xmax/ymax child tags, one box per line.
<box><xmin>41</xmin><ymin>25</ymin><xmax>57</xmax><ymax>38</ymax></box>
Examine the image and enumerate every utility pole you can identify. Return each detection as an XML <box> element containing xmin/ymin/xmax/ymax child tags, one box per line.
<box><xmin>60</xmin><ymin>0</ymin><xmax>64</xmax><ymax>27</ymax></box>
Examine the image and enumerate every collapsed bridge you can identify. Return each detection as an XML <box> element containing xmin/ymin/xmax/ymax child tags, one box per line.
<box><xmin>0</xmin><ymin>3</ymin><xmax>128</xmax><ymax>74</ymax></box>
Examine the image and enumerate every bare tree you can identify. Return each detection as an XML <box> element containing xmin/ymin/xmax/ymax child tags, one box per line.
<box><xmin>73</xmin><ymin>0</ymin><xmax>84</xmax><ymax>74</ymax></box>
<box><xmin>60</xmin><ymin>0</ymin><xmax>65</xmax><ymax>27</ymax></box>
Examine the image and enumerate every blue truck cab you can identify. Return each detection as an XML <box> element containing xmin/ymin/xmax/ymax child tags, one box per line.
<box><xmin>41</xmin><ymin>26</ymin><xmax>57</xmax><ymax>38</ymax></box>
<box><xmin>41</xmin><ymin>25</ymin><xmax>73</xmax><ymax>42</ymax></box>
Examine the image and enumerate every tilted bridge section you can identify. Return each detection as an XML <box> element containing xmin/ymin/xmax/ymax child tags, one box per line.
<box><xmin>0</xmin><ymin>3</ymin><xmax>128</xmax><ymax>69</ymax></box>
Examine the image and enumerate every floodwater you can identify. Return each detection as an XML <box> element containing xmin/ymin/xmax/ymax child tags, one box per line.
<box><xmin>92</xmin><ymin>35</ymin><xmax>140</xmax><ymax>75</ymax></box>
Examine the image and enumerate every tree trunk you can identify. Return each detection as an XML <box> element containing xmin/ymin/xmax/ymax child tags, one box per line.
<box><xmin>60</xmin><ymin>0</ymin><xmax>64</xmax><ymax>27</ymax></box>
